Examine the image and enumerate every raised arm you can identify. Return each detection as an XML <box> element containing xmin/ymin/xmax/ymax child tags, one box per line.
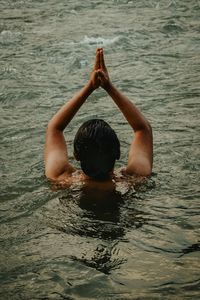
<box><xmin>97</xmin><ymin>49</ymin><xmax>153</xmax><ymax>176</ymax></box>
<box><xmin>44</xmin><ymin>50</ymin><xmax>101</xmax><ymax>180</ymax></box>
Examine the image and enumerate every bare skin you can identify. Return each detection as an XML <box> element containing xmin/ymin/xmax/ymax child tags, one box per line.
<box><xmin>44</xmin><ymin>48</ymin><xmax>153</xmax><ymax>186</ymax></box>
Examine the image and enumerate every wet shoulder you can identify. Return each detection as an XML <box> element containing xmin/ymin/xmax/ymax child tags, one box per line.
<box><xmin>50</xmin><ymin>168</ymin><xmax>147</xmax><ymax>193</ymax></box>
<box><xmin>113</xmin><ymin>168</ymin><xmax>147</xmax><ymax>194</ymax></box>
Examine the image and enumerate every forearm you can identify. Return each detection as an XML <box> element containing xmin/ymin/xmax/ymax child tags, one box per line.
<box><xmin>105</xmin><ymin>82</ymin><xmax>151</xmax><ymax>132</ymax></box>
<box><xmin>48</xmin><ymin>81</ymin><xmax>93</xmax><ymax>131</ymax></box>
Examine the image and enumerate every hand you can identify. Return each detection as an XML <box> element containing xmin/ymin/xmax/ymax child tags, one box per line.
<box><xmin>96</xmin><ymin>48</ymin><xmax>111</xmax><ymax>90</ymax></box>
<box><xmin>89</xmin><ymin>48</ymin><xmax>101</xmax><ymax>90</ymax></box>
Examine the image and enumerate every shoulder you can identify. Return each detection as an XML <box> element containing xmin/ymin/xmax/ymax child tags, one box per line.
<box><xmin>114</xmin><ymin>167</ymin><xmax>148</xmax><ymax>185</ymax></box>
<box><xmin>45</xmin><ymin>165</ymin><xmax>77</xmax><ymax>182</ymax></box>
<box><xmin>50</xmin><ymin>169</ymin><xmax>85</xmax><ymax>186</ymax></box>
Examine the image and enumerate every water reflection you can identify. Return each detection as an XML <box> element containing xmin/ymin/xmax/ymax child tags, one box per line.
<box><xmin>58</xmin><ymin>184</ymin><xmax>146</xmax><ymax>240</ymax></box>
<box><xmin>71</xmin><ymin>243</ymin><xmax>126</xmax><ymax>275</ymax></box>
<box><xmin>79</xmin><ymin>185</ymin><xmax>123</xmax><ymax>220</ymax></box>
<box><xmin>57</xmin><ymin>185</ymin><xmax>147</xmax><ymax>274</ymax></box>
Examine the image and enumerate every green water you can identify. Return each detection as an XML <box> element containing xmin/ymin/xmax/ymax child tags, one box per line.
<box><xmin>0</xmin><ymin>0</ymin><xmax>200</xmax><ymax>299</ymax></box>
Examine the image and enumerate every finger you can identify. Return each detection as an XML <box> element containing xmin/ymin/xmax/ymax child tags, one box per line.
<box><xmin>94</xmin><ymin>48</ymin><xmax>100</xmax><ymax>70</ymax></box>
<box><xmin>100</xmin><ymin>48</ymin><xmax>106</xmax><ymax>70</ymax></box>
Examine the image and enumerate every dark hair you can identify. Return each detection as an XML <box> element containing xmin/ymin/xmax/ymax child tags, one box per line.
<box><xmin>74</xmin><ymin>119</ymin><xmax>120</xmax><ymax>180</ymax></box>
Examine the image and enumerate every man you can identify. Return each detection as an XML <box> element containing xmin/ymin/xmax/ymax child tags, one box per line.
<box><xmin>44</xmin><ymin>48</ymin><xmax>153</xmax><ymax>185</ymax></box>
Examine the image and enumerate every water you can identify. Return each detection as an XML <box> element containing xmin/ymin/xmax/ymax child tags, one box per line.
<box><xmin>0</xmin><ymin>0</ymin><xmax>200</xmax><ymax>299</ymax></box>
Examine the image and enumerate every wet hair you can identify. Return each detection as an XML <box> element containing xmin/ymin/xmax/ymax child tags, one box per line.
<box><xmin>74</xmin><ymin>119</ymin><xmax>120</xmax><ymax>180</ymax></box>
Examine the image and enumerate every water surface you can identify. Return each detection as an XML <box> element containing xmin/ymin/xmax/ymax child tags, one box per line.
<box><xmin>0</xmin><ymin>0</ymin><xmax>200</xmax><ymax>299</ymax></box>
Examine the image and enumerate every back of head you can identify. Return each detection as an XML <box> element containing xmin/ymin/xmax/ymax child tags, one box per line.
<box><xmin>74</xmin><ymin>119</ymin><xmax>120</xmax><ymax>180</ymax></box>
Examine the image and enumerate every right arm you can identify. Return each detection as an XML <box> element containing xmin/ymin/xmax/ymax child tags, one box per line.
<box><xmin>97</xmin><ymin>49</ymin><xmax>153</xmax><ymax>176</ymax></box>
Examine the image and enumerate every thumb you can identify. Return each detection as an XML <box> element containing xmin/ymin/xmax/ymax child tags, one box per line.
<box><xmin>94</xmin><ymin>70</ymin><xmax>98</xmax><ymax>78</ymax></box>
<box><xmin>97</xmin><ymin>70</ymin><xmax>104</xmax><ymax>77</ymax></box>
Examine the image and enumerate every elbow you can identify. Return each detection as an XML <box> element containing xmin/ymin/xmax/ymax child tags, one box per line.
<box><xmin>140</xmin><ymin>118</ymin><xmax>152</xmax><ymax>131</ymax></box>
<box><xmin>46</xmin><ymin>120</ymin><xmax>63</xmax><ymax>133</ymax></box>
<box><xmin>141</xmin><ymin>121</ymin><xmax>152</xmax><ymax>136</ymax></box>
<box><xmin>145</xmin><ymin>121</ymin><xmax>152</xmax><ymax>134</ymax></box>
<box><xmin>136</xmin><ymin>121</ymin><xmax>152</xmax><ymax>134</ymax></box>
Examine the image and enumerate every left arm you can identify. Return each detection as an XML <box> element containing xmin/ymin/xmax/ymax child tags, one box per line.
<box><xmin>97</xmin><ymin>48</ymin><xmax>153</xmax><ymax>176</ymax></box>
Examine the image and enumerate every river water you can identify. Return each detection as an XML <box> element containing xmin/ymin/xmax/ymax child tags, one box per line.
<box><xmin>0</xmin><ymin>0</ymin><xmax>200</xmax><ymax>299</ymax></box>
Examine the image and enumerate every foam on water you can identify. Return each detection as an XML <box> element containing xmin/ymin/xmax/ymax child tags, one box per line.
<box><xmin>80</xmin><ymin>35</ymin><xmax>120</xmax><ymax>47</ymax></box>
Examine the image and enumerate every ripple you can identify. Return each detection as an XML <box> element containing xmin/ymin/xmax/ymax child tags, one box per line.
<box><xmin>0</xmin><ymin>30</ymin><xmax>23</xmax><ymax>45</ymax></box>
<box><xmin>0</xmin><ymin>0</ymin><xmax>200</xmax><ymax>298</ymax></box>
